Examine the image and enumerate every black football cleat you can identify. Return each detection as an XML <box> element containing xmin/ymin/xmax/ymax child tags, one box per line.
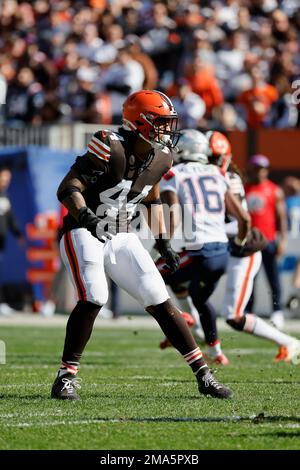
<box><xmin>51</xmin><ymin>372</ymin><xmax>81</xmax><ymax>400</ymax></box>
<box><xmin>197</xmin><ymin>371</ymin><xmax>233</xmax><ymax>399</ymax></box>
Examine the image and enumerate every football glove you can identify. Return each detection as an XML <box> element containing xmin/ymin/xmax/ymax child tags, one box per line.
<box><xmin>78</xmin><ymin>207</ymin><xmax>113</xmax><ymax>243</ymax></box>
<box><xmin>154</xmin><ymin>238</ymin><xmax>180</xmax><ymax>273</ymax></box>
<box><xmin>230</xmin><ymin>227</ymin><xmax>268</xmax><ymax>258</ymax></box>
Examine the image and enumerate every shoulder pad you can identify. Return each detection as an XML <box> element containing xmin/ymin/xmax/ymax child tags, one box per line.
<box><xmin>87</xmin><ymin>130</ymin><xmax>125</xmax><ymax>163</ymax></box>
<box><xmin>87</xmin><ymin>130</ymin><xmax>111</xmax><ymax>163</ymax></box>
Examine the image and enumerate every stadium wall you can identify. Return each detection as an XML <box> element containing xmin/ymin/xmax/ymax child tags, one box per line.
<box><xmin>0</xmin><ymin>146</ymin><xmax>77</xmax><ymax>302</ymax></box>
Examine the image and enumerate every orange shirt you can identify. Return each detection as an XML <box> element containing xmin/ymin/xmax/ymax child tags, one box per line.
<box><xmin>186</xmin><ymin>69</ymin><xmax>223</xmax><ymax>113</ymax></box>
<box><xmin>238</xmin><ymin>84</ymin><xmax>278</xmax><ymax>128</ymax></box>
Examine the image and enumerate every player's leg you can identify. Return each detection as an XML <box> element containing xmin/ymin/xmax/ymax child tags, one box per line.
<box><xmin>106</xmin><ymin>233</ymin><xmax>232</xmax><ymax>398</ymax></box>
<box><xmin>157</xmin><ymin>252</ymin><xmax>205</xmax><ymax>344</ymax></box>
<box><xmin>188</xmin><ymin>251</ymin><xmax>229</xmax><ymax>364</ymax></box>
<box><xmin>224</xmin><ymin>252</ymin><xmax>300</xmax><ymax>363</ymax></box>
<box><xmin>51</xmin><ymin>229</ymin><xmax>109</xmax><ymax>400</ymax></box>
<box><xmin>157</xmin><ymin>254</ymin><xmax>200</xmax><ymax>349</ymax></box>
<box><xmin>261</xmin><ymin>242</ymin><xmax>284</xmax><ymax>329</ymax></box>
<box><xmin>169</xmin><ymin>284</ymin><xmax>204</xmax><ymax>343</ymax></box>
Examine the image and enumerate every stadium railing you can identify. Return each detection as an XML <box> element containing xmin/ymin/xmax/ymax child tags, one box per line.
<box><xmin>0</xmin><ymin>124</ymin><xmax>116</xmax><ymax>151</ymax></box>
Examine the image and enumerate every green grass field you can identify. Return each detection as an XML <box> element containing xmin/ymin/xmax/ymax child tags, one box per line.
<box><xmin>0</xmin><ymin>324</ymin><xmax>300</xmax><ymax>450</ymax></box>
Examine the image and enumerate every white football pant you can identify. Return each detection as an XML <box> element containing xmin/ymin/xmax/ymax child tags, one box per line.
<box><xmin>60</xmin><ymin>229</ymin><xmax>169</xmax><ymax>308</ymax></box>
<box><xmin>221</xmin><ymin>251</ymin><xmax>262</xmax><ymax>319</ymax></box>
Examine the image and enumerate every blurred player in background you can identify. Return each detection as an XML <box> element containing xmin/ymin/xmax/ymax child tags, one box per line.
<box><xmin>0</xmin><ymin>166</ymin><xmax>24</xmax><ymax>316</ymax></box>
<box><xmin>209</xmin><ymin>133</ymin><xmax>300</xmax><ymax>363</ymax></box>
<box><xmin>245</xmin><ymin>155</ymin><xmax>288</xmax><ymax>330</ymax></box>
<box><xmin>157</xmin><ymin>129</ymin><xmax>250</xmax><ymax>365</ymax></box>
<box><xmin>51</xmin><ymin>90</ymin><xmax>232</xmax><ymax>401</ymax></box>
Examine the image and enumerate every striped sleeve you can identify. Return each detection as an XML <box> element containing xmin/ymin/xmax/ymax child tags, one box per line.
<box><xmin>87</xmin><ymin>131</ymin><xmax>111</xmax><ymax>163</ymax></box>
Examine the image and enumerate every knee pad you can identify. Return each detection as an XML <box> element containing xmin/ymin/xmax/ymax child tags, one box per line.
<box><xmin>226</xmin><ymin>317</ymin><xmax>246</xmax><ymax>331</ymax></box>
<box><xmin>86</xmin><ymin>285</ymin><xmax>109</xmax><ymax>307</ymax></box>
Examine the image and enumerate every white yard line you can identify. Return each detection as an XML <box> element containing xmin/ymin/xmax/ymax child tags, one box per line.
<box><xmin>2</xmin><ymin>416</ymin><xmax>300</xmax><ymax>429</ymax></box>
<box><xmin>1</xmin><ymin>314</ymin><xmax>300</xmax><ymax>333</ymax></box>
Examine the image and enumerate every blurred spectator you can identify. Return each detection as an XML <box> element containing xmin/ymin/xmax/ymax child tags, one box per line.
<box><xmin>102</xmin><ymin>46</ymin><xmax>145</xmax><ymax>123</ymax></box>
<box><xmin>124</xmin><ymin>35</ymin><xmax>158</xmax><ymax>90</ymax></box>
<box><xmin>237</xmin><ymin>66</ymin><xmax>278</xmax><ymax>128</ymax></box>
<box><xmin>140</xmin><ymin>2</ymin><xmax>179</xmax><ymax>79</ymax></box>
<box><xmin>168</xmin><ymin>79</ymin><xmax>206</xmax><ymax>129</ymax></box>
<box><xmin>184</xmin><ymin>56</ymin><xmax>224</xmax><ymax>118</ymax></box>
<box><xmin>0</xmin><ymin>1</ymin><xmax>299</xmax><ymax>129</ymax></box>
<box><xmin>284</xmin><ymin>175</ymin><xmax>300</xmax><ymax>312</ymax></box>
<box><xmin>266</xmin><ymin>75</ymin><xmax>298</xmax><ymax>127</ymax></box>
<box><xmin>245</xmin><ymin>154</ymin><xmax>288</xmax><ymax>330</ymax></box>
<box><xmin>0</xmin><ymin>167</ymin><xmax>24</xmax><ymax>316</ymax></box>
<box><xmin>283</xmin><ymin>176</ymin><xmax>300</xmax><ymax>235</ymax></box>
<box><xmin>5</xmin><ymin>67</ymin><xmax>45</xmax><ymax>125</ymax></box>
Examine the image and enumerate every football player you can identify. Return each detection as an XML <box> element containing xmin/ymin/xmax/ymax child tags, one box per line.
<box><xmin>156</xmin><ymin>129</ymin><xmax>251</xmax><ymax>365</ymax></box>
<box><xmin>51</xmin><ymin>90</ymin><xmax>232</xmax><ymax>400</ymax></box>
<box><xmin>209</xmin><ymin>131</ymin><xmax>300</xmax><ymax>363</ymax></box>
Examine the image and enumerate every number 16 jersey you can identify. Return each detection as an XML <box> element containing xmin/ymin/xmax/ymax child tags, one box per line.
<box><xmin>160</xmin><ymin>162</ymin><xmax>229</xmax><ymax>249</ymax></box>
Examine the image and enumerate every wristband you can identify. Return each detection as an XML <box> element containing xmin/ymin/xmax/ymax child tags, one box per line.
<box><xmin>234</xmin><ymin>235</ymin><xmax>247</xmax><ymax>247</ymax></box>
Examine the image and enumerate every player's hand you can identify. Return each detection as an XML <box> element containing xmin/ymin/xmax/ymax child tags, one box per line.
<box><xmin>154</xmin><ymin>238</ymin><xmax>180</xmax><ymax>273</ymax></box>
<box><xmin>78</xmin><ymin>207</ymin><xmax>113</xmax><ymax>243</ymax></box>
<box><xmin>163</xmin><ymin>247</ymin><xmax>180</xmax><ymax>273</ymax></box>
<box><xmin>229</xmin><ymin>237</ymin><xmax>246</xmax><ymax>257</ymax></box>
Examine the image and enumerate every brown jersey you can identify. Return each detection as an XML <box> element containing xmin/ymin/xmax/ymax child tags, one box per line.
<box><xmin>62</xmin><ymin>127</ymin><xmax>173</xmax><ymax>233</ymax></box>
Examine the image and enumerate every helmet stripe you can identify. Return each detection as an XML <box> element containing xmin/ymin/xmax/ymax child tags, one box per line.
<box><xmin>155</xmin><ymin>90</ymin><xmax>175</xmax><ymax>111</ymax></box>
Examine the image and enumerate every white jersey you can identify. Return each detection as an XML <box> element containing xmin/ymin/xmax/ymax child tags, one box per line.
<box><xmin>160</xmin><ymin>162</ymin><xmax>229</xmax><ymax>249</ymax></box>
<box><xmin>225</xmin><ymin>170</ymin><xmax>248</xmax><ymax>238</ymax></box>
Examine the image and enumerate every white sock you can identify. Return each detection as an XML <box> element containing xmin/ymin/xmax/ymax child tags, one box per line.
<box><xmin>186</xmin><ymin>296</ymin><xmax>202</xmax><ymax>332</ymax></box>
<box><xmin>207</xmin><ymin>340</ymin><xmax>222</xmax><ymax>358</ymax></box>
<box><xmin>244</xmin><ymin>314</ymin><xmax>296</xmax><ymax>347</ymax></box>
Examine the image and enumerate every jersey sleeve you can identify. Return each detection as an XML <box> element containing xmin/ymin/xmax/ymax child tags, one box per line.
<box><xmin>159</xmin><ymin>169</ymin><xmax>178</xmax><ymax>193</ymax></box>
<box><xmin>70</xmin><ymin>130</ymin><xmax>112</xmax><ymax>185</ymax></box>
<box><xmin>226</xmin><ymin>172</ymin><xmax>248</xmax><ymax>210</ymax></box>
<box><xmin>87</xmin><ymin>130</ymin><xmax>112</xmax><ymax>163</ymax></box>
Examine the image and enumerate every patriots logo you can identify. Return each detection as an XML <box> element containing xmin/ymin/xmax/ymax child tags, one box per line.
<box><xmin>247</xmin><ymin>194</ymin><xmax>265</xmax><ymax>213</ymax></box>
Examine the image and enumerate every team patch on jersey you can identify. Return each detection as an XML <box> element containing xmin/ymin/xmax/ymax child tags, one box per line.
<box><xmin>87</xmin><ymin>134</ymin><xmax>111</xmax><ymax>162</ymax></box>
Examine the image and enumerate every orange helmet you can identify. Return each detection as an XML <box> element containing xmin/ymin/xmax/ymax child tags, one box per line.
<box><xmin>206</xmin><ymin>131</ymin><xmax>232</xmax><ymax>175</ymax></box>
<box><xmin>122</xmin><ymin>90</ymin><xmax>179</xmax><ymax>149</ymax></box>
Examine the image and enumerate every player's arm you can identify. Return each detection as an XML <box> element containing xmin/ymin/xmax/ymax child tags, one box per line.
<box><xmin>143</xmin><ymin>183</ymin><xmax>180</xmax><ymax>273</ymax></box>
<box><xmin>56</xmin><ymin>169</ymin><xmax>87</xmax><ymax>220</ymax></box>
<box><xmin>143</xmin><ymin>183</ymin><xmax>166</xmax><ymax>237</ymax></box>
<box><xmin>160</xmin><ymin>190</ymin><xmax>181</xmax><ymax>239</ymax></box>
<box><xmin>57</xmin><ymin>167</ymin><xmax>111</xmax><ymax>242</ymax></box>
<box><xmin>57</xmin><ymin>132</ymin><xmax>112</xmax><ymax>242</ymax></box>
<box><xmin>275</xmin><ymin>187</ymin><xmax>288</xmax><ymax>256</ymax></box>
<box><xmin>225</xmin><ymin>189</ymin><xmax>251</xmax><ymax>244</ymax></box>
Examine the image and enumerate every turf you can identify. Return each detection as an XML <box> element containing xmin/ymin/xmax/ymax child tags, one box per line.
<box><xmin>0</xmin><ymin>324</ymin><xmax>299</xmax><ymax>450</ymax></box>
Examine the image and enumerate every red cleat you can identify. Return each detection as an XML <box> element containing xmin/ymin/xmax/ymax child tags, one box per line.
<box><xmin>181</xmin><ymin>311</ymin><xmax>195</xmax><ymax>327</ymax></box>
<box><xmin>206</xmin><ymin>353</ymin><xmax>230</xmax><ymax>366</ymax></box>
<box><xmin>274</xmin><ymin>346</ymin><xmax>288</xmax><ymax>362</ymax></box>
<box><xmin>212</xmin><ymin>354</ymin><xmax>230</xmax><ymax>366</ymax></box>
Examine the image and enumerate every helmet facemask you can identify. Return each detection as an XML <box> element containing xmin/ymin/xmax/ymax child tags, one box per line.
<box><xmin>139</xmin><ymin>113</ymin><xmax>180</xmax><ymax>150</ymax></box>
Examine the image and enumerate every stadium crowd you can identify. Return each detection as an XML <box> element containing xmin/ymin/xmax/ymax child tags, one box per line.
<box><xmin>1</xmin><ymin>0</ymin><xmax>299</xmax><ymax>130</ymax></box>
